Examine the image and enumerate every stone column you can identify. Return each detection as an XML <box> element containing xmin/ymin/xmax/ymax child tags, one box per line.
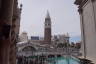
<box><xmin>0</xmin><ymin>0</ymin><xmax>1</xmax><ymax>9</ymax></box>
<box><xmin>9</xmin><ymin>0</ymin><xmax>20</xmax><ymax>64</ymax></box>
<box><xmin>78</xmin><ymin>8</ymin><xmax>87</xmax><ymax>58</ymax></box>
<box><xmin>0</xmin><ymin>0</ymin><xmax>14</xmax><ymax>64</ymax></box>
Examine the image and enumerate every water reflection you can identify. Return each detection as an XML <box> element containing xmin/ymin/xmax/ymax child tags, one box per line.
<box><xmin>17</xmin><ymin>56</ymin><xmax>80</xmax><ymax>64</ymax></box>
<box><xmin>47</xmin><ymin>57</ymin><xmax>80</xmax><ymax>64</ymax></box>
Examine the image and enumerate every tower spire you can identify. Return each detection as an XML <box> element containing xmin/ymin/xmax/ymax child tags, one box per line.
<box><xmin>46</xmin><ymin>10</ymin><xmax>50</xmax><ymax>18</ymax></box>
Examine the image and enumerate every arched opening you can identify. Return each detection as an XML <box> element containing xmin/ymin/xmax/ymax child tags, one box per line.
<box><xmin>22</xmin><ymin>46</ymin><xmax>36</xmax><ymax>52</ymax></box>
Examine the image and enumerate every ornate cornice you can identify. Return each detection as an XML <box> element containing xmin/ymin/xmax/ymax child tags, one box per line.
<box><xmin>92</xmin><ymin>0</ymin><xmax>96</xmax><ymax>2</ymax></box>
<box><xmin>74</xmin><ymin>0</ymin><xmax>89</xmax><ymax>14</ymax></box>
<box><xmin>75</xmin><ymin>0</ymin><xmax>96</xmax><ymax>5</ymax></box>
<box><xmin>75</xmin><ymin>0</ymin><xmax>96</xmax><ymax>14</ymax></box>
<box><xmin>74</xmin><ymin>0</ymin><xmax>83</xmax><ymax>5</ymax></box>
<box><xmin>74</xmin><ymin>0</ymin><xmax>89</xmax><ymax>6</ymax></box>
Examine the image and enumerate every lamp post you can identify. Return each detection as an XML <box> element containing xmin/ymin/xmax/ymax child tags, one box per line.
<box><xmin>65</xmin><ymin>33</ymin><xmax>70</xmax><ymax>64</ymax></box>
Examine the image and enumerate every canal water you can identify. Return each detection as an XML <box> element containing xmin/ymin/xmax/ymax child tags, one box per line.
<box><xmin>47</xmin><ymin>57</ymin><xmax>80</xmax><ymax>64</ymax></box>
<box><xmin>21</xmin><ymin>56</ymin><xmax>80</xmax><ymax>64</ymax></box>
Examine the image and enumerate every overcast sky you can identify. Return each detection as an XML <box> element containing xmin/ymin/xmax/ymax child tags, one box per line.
<box><xmin>18</xmin><ymin>0</ymin><xmax>81</xmax><ymax>41</ymax></box>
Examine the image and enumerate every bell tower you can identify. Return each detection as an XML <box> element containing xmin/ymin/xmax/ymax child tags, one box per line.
<box><xmin>44</xmin><ymin>11</ymin><xmax>51</xmax><ymax>44</ymax></box>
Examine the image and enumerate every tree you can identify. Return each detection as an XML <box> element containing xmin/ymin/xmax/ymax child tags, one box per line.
<box><xmin>75</xmin><ymin>43</ymin><xmax>81</xmax><ymax>49</ymax></box>
<box><xmin>70</xmin><ymin>42</ymin><xmax>75</xmax><ymax>47</ymax></box>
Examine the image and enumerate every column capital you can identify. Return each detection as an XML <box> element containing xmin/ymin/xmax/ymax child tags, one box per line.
<box><xmin>78</xmin><ymin>8</ymin><xmax>83</xmax><ymax>14</ymax></box>
<box><xmin>91</xmin><ymin>0</ymin><xmax>95</xmax><ymax>2</ymax></box>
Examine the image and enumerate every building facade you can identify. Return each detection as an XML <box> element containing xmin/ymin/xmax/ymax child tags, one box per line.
<box><xmin>52</xmin><ymin>34</ymin><xmax>70</xmax><ymax>46</ymax></box>
<box><xmin>19</xmin><ymin>32</ymin><xmax>28</xmax><ymax>42</ymax></box>
<box><xmin>75</xmin><ymin>0</ymin><xmax>96</xmax><ymax>63</ymax></box>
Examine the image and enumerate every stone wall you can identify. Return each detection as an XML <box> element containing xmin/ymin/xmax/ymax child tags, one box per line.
<box><xmin>75</xmin><ymin>0</ymin><xmax>96</xmax><ymax>63</ymax></box>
